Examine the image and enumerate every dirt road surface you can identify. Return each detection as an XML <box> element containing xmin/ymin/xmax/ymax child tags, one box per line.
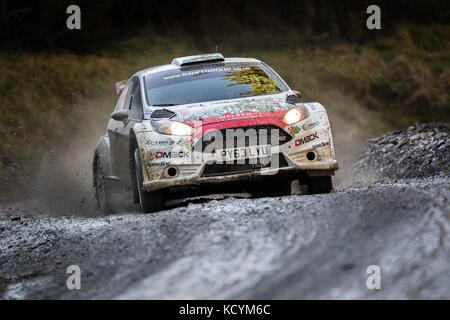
<box><xmin>1</xmin><ymin>176</ymin><xmax>449</xmax><ymax>299</ymax></box>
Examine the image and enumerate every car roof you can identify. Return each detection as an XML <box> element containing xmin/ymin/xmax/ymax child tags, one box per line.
<box><xmin>133</xmin><ymin>57</ymin><xmax>262</xmax><ymax>79</ymax></box>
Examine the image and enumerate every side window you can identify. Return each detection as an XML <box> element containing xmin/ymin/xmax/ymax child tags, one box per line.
<box><xmin>114</xmin><ymin>82</ymin><xmax>131</xmax><ymax>111</ymax></box>
<box><xmin>129</xmin><ymin>78</ymin><xmax>143</xmax><ymax>120</ymax></box>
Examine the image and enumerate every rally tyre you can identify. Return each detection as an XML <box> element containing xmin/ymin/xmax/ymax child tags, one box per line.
<box><xmin>134</xmin><ymin>149</ymin><xmax>165</xmax><ymax>213</ymax></box>
<box><xmin>95</xmin><ymin>160</ymin><xmax>117</xmax><ymax>215</ymax></box>
<box><xmin>307</xmin><ymin>176</ymin><xmax>333</xmax><ymax>194</ymax></box>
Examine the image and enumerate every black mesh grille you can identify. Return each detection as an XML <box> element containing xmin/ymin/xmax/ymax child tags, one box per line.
<box><xmin>202</xmin><ymin>153</ymin><xmax>290</xmax><ymax>177</ymax></box>
<box><xmin>194</xmin><ymin>125</ymin><xmax>291</xmax><ymax>153</ymax></box>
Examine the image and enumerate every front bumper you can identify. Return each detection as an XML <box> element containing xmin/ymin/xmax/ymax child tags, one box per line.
<box><xmin>136</xmin><ymin>102</ymin><xmax>338</xmax><ymax>192</ymax></box>
<box><xmin>142</xmin><ymin>158</ymin><xmax>338</xmax><ymax>192</ymax></box>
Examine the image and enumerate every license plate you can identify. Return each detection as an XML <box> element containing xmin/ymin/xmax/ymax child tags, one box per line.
<box><xmin>216</xmin><ymin>145</ymin><xmax>271</xmax><ymax>162</ymax></box>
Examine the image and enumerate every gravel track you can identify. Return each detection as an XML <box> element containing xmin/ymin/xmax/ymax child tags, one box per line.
<box><xmin>0</xmin><ymin>177</ymin><xmax>449</xmax><ymax>299</ymax></box>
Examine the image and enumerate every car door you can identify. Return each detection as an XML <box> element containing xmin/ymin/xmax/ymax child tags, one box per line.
<box><xmin>108</xmin><ymin>77</ymin><xmax>143</xmax><ymax>187</ymax></box>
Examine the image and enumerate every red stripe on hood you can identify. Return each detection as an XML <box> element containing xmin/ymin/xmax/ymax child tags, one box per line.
<box><xmin>191</xmin><ymin>110</ymin><xmax>287</xmax><ymax>138</ymax></box>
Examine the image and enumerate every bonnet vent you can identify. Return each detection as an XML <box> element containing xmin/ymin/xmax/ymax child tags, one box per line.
<box><xmin>286</xmin><ymin>94</ymin><xmax>301</xmax><ymax>105</ymax></box>
<box><xmin>150</xmin><ymin>109</ymin><xmax>176</xmax><ymax>119</ymax></box>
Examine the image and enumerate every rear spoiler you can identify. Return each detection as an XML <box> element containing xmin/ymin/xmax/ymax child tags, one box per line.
<box><xmin>115</xmin><ymin>79</ymin><xmax>128</xmax><ymax>95</ymax></box>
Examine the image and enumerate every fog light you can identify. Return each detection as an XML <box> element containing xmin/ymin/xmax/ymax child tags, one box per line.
<box><xmin>307</xmin><ymin>152</ymin><xmax>316</xmax><ymax>161</ymax></box>
<box><xmin>166</xmin><ymin>167</ymin><xmax>178</xmax><ymax>177</ymax></box>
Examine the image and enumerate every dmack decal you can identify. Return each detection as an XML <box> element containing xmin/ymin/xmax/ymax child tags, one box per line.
<box><xmin>155</xmin><ymin>151</ymin><xmax>191</xmax><ymax>158</ymax></box>
<box><xmin>295</xmin><ymin>132</ymin><xmax>319</xmax><ymax>146</ymax></box>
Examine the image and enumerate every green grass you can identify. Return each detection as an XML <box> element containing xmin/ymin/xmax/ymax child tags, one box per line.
<box><xmin>0</xmin><ymin>25</ymin><xmax>449</xmax><ymax>201</ymax></box>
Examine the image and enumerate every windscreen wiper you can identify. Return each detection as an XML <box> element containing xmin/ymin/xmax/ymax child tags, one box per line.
<box><xmin>152</xmin><ymin>104</ymin><xmax>178</xmax><ymax>107</ymax></box>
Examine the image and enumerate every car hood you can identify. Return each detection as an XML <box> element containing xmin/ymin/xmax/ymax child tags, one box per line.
<box><xmin>158</xmin><ymin>94</ymin><xmax>296</xmax><ymax>129</ymax></box>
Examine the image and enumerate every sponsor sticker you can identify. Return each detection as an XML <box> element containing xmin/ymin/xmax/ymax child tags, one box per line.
<box><xmin>295</xmin><ymin>132</ymin><xmax>319</xmax><ymax>146</ymax></box>
<box><xmin>155</xmin><ymin>151</ymin><xmax>191</xmax><ymax>159</ymax></box>
<box><xmin>163</xmin><ymin>67</ymin><xmax>250</xmax><ymax>80</ymax></box>
<box><xmin>178</xmin><ymin>138</ymin><xmax>195</xmax><ymax>150</ymax></box>
<box><xmin>302</xmin><ymin>121</ymin><xmax>320</xmax><ymax>131</ymax></box>
<box><xmin>287</xmin><ymin>125</ymin><xmax>300</xmax><ymax>137</ymax></box>
<box><xmin>215</xmin><ymin>110</ymin><xmax>262</xmax><ymax>122</ymax></box>
<box><xmin>148</xmin><ymin>161</ymin><xmax>170</xmax><ymax>166</ymax></box>
<box><xmin>147</xmin><ymin>139</ymin><xmax>175</xmax><ymax>146</ymax></box>
<box><xmin>312</xmin><ymin>141</ymin><xmax>329</xmax><ymax>149</ymax></box>
<box><xmin>183</xmin><ymin>99</ymin><xmax>283</xmax><ymax>122</ymax></box>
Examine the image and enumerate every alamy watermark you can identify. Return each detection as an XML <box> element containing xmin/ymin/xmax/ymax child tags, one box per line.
<box><xmin>366</xmin><ymin>265</ymin><xmax>381</xmax><ymax>290</ymax></box>
<box><xmin>66</xmin><ymin>5</ymin><xmax>81</xmax><ymax>30</ymax></box>
<box><xmin>366</xmin><ymin>5</ymin><xmax>381</xmax><ymax>30</ymax></box>
<box><xmin>66</xmin><ymin>265</ymin><xmax>81</xmax><ymax>290</ymax></box>
<box><xmin>66</xmin><ymin>5</ymin><xmax>380</xmax><ymax>31</ymax></box>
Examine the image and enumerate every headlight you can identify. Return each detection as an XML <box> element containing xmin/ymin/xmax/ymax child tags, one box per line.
<box><xmin>168</xmin><ymin>121</ymin><xmax>194</xmax><ymax>136</ymax></box>
<box><xmin>282</xmin><ymin>106</ymin><xmax>309</xmax><ymax>125</ymax></box>
<box><xmin>152</xmin><ymin>120</ymin><xmax>194</xmax><ymax>136</ymax></box>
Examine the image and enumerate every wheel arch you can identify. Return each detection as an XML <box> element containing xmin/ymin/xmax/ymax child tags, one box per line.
<box><xmin>129</xmin><ymin>129</ymin><xmax>138</xmax><ymax>157</ymax></box>
<box><xmin>93</xmin><ymin>135</ymin><xmax>113</xmax><ymax>188</ymax></box>
<box><xmin>129</xmin><ymin>129</ymin><xmax>140</xmax><ymax>203</ymax></box>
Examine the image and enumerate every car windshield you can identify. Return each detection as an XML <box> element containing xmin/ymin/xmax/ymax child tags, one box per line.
<box><xmin>144</xmin><ymin>62</ymin><xmax>288</xmax><ymax>106</ymax></box>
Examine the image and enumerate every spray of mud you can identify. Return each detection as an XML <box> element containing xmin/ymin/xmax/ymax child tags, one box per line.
<box><xmin>314</xmin><ymin>94</ymin><xmax>370</xmax><ymax>188</ymax></box>
<box><xmin>328</xmin><ymin>115</ymin><xmax>367</xmax><ymax>188</ymax></box>
<box><xmin>15</xmin><ymin>96</ymin><xmax>114</xmax><ymax>216</ymax></box>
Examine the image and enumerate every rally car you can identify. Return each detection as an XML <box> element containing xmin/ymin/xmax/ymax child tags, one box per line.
<box><xmin>93</xmin><ymin>53</ymin><xmax>338</xmax><ymax>213</ymax></box>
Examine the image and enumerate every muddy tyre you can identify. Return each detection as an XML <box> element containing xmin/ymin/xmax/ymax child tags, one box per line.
<box><xmin>134</xmin><ymin>149</ymin><xmax>165</xmax><ymax>213</ymax></box>
<box><xmin>95</xmin><ymin>159</ymin><xmax>117</xmax><ymax>214</ymax></box>
<box><xmin>307</xmin><ymin>176</ymin><xmax>333</xmax><ymax>194</ymax></box>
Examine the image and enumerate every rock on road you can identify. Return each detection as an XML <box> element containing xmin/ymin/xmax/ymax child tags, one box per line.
<box><xmin>1</xmin><ymin>177</ymin><xmax>449</xmax><ymax>299</ymax></box>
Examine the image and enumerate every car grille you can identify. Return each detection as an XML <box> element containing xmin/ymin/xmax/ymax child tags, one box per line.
<box><xmin>202</xmin><ymin>153</ymin><xmax>290</xmax><ymax>177</ymax></box>
<box><xmin>194</xmin><ymin>125</ymin><xmax>291</xmax><ymax>153</ymax></box>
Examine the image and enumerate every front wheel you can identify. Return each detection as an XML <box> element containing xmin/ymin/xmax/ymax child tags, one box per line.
<box><xmin>95</xmin><ymin>158</ymin><xmax>118</xmax><ymax>214</ymax></box>
<box><xmin>307</xmin><ymin>176</ymin><xmax>333</xmax><ymax>194</ymax></box>
<box><xmin>134</xmin><ymin>149</ymin><xmax>165</xmax><ymax>213</ymax></box>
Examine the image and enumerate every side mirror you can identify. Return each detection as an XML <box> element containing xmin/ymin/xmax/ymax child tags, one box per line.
<box><xmin>111</xmin><ymin>110</ymin><xmax>129</xmax><ymax>122</ymax></box>
<box><xmin>293</xmin><ymin>90</ymin><xmax>302</xmax><ymax>99</ymax></box>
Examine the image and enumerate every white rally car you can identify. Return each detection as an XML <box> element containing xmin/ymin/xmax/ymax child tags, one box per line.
<box><xmin>93</xmin><ymin>53</ymin><xmax>338</xmax><ymax>213</ymax></box>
